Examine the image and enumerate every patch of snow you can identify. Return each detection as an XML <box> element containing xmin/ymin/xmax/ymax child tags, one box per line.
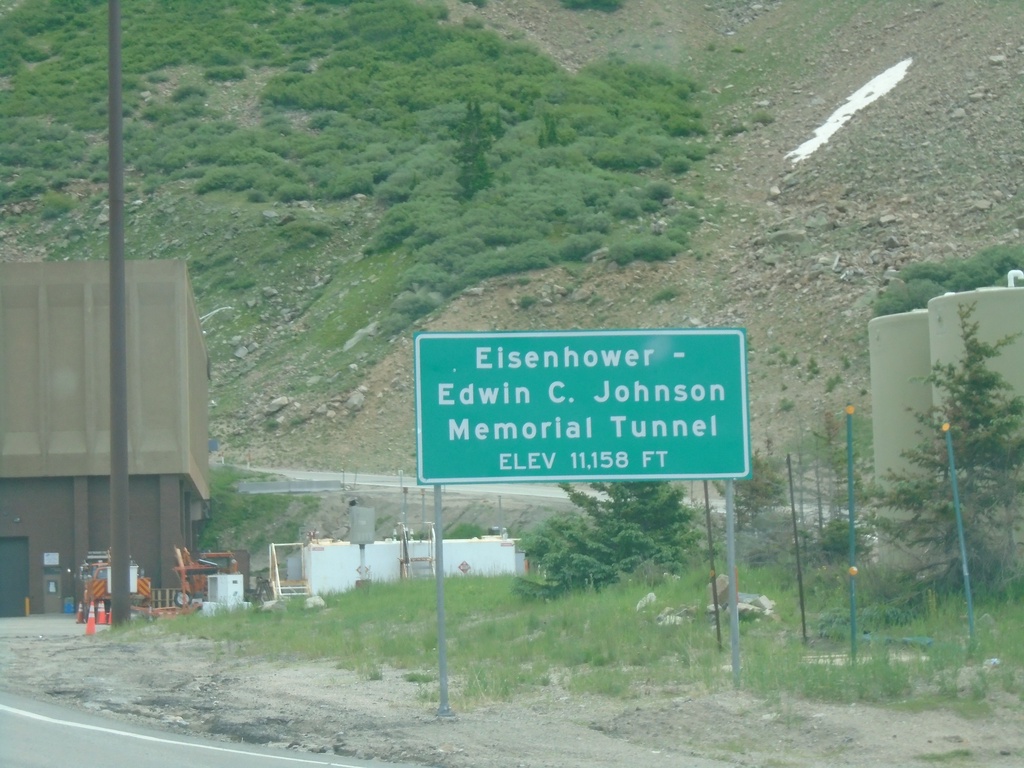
<box><xmin>786</xmin><ymin>58</ymin><xmax>913</xmax><ymax>163</ymax></box>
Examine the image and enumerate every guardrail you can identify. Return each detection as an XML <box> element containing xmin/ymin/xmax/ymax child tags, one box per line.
<box><xmin>237</xmin><ymin>480</ymin><xmax>345</xmax><ymax>494</ymax></box>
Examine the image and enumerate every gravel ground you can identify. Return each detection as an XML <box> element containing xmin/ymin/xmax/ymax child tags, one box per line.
<box><xmin>2</xmin><ymin>616</ymin><xmax>1023</xmax><ymax>768</ymax></box>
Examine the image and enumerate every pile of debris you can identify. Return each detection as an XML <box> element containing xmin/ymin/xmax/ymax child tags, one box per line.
<box><xmin>707</xmin><ymin>574</ymin><xmax>776</xmax><ymax>620</ymax></box>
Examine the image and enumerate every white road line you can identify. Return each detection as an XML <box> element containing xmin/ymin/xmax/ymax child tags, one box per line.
<box><xmin>0</xmin><ymin>703</ymin><xmax>358</xmax><ymax>767</ymax></box>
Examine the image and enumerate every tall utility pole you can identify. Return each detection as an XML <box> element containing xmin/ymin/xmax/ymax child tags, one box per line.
<box><xmin>108</xmin><ymin>0</ymin><xmax>130</xmax><ymax>626</ymax></box>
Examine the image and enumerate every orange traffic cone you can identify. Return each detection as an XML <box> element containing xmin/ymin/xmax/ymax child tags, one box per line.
<box><xmin>76</xmin><ymin>602</ymin><xmax>84</xmax><ymax>624</ymax></box>
<box><xmin>85</xmin><ymin>602</ymin><xmax>96</xmax><ymax>636</ymax></box>
<box><xmin>106</xmin><ymin>602</ymin><xmax>112</xmax><ymax>625</ymax></box>
<box><xmin>96</xmin><ymin>600</ymin><xmax>106</xmax><ymax>627</ymax></box>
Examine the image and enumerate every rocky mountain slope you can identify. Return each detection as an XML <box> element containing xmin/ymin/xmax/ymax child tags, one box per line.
<box><xmin>3</xmin><ymin>1</ymin><xmax>1022</xmax><ymax>476</ymax></box>
<box><xmin>248</xmin><ymin>0</ymin><xmax>1024</xmax><ymax>473</ymax></box>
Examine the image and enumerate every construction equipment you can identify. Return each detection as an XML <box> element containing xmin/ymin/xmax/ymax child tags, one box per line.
<box><xmin>78</xmin><ymin>547</ymin><xmax>240</xmax><ymax>620</ymax></box>
<box><xmin>170</xmin><ymin>547</ymin><xmax>239</xmax><ymax>608</ymax></box>
<box><xmin>76</xmin><ymin>550</ymin><xmax>152</xmax><ymax>622</ymax></box>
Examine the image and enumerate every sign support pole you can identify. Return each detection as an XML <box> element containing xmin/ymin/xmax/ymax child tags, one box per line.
<box><xmin>725</xmin><ymin>479</ymin><xmax>740</xmax><ymax>687</ymax></box>
<box><xmin>846</xmin><ymin>405</ymin><xmax>858</xmax><ymax>662</ymax></box>
<box><xmin>943</xmin><ymin>422</ymin><xmax>976</xmax><ymax>648</ymax></box>
<box><xmin>433</xmin><ymin>484</ymin><xmax>453</xmax><ymax>717</ymax></box>
<box><xmin>703</xmin><ymin>480</ymin><xmax>722</xmax><ymax>651</ymax></box>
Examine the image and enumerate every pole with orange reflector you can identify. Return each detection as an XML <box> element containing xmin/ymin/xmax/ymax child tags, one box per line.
<box><xmin>942</xmin><ymin>422</ymin><xmax>976</xmax><ymax>648</ymax></box>
<box><xmin>845</xmin><ymin>404</ymin><xmax>858</xmax><ymax>662</ymax></box>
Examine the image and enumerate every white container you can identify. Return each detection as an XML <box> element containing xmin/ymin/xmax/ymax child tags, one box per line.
<box><xmin>207</xmin><ymin>573</ymin><xmax>244</xmax><ymax>606</ymax></box>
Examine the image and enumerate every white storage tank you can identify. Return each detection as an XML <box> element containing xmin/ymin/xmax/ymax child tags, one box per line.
<box><xmin>927</xmin><ymin>286</ymin><xmax>1024</xmax><ymax>404</ymax></box>
<box><xmin>868</xmin><ymin>309</ymin><xmax>932</xmax><ymax>483</ymax></box>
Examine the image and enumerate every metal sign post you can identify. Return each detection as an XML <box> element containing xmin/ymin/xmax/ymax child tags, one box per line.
<box><xmin>433</xmin><ymin>485</ymin><xmax>453</xmax><ymax>717</ymax></box>
<box><xmin>725</xmin><ymin>480</ymin><xmax>740</xmax><ymax>687</ymax></box>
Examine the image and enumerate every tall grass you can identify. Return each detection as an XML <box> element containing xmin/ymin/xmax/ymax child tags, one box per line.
<box><xmin>130</xmin><ymin>569</ymin><xmax>1024</xmax><ymax>711</ymax></box>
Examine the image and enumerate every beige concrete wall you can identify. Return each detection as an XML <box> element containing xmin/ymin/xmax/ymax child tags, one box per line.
<box><xmin>0</xmin><ymin>261</ymin><xmax>208</xmax><ymax>499</ymax></box>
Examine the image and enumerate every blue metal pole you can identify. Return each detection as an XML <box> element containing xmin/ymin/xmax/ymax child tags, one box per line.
<box><xmin>943</xmin><ymin>423</ymin><xmax>976</xmax><ymax>648</ymax></box>
<box><xmin>845</xmin><ymin>405</ymin><xmax>857</xmax><ymax>662</ymax></box>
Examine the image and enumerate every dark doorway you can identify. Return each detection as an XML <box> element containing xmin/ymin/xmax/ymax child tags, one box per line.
<box><xmin>0</xmin><ymin>537</ymin><xmax>30</xmax><ymax>617</ymax></box>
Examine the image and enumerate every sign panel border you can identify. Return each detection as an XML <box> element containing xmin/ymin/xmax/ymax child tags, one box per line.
<box><xmin>414</xmin><ymin>328</ymin><xmax>750</xmax><ymax>484</ymax></box>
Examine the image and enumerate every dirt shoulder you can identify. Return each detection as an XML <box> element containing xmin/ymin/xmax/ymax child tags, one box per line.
<box><xmin>2</xmin><ymin>617</ymin><xmax>1021</xmax><ymax>768</ymax></box>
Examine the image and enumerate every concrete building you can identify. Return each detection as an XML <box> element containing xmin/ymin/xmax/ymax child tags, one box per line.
<box><xmin>0</xmin><ymin>261</ymin><xmax>209</xmax><ymax>616</ymax></box>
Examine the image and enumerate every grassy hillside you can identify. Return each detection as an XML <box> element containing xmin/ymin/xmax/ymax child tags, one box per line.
<box><xmin>1</xmin><ymin>0</ymin><xmax>718</xmax><ymax>452</ymax></box>
<box><xmin>3</xmin><ymin>0</ymin><xmax>1023</xmax><ymax>474</ymax></box>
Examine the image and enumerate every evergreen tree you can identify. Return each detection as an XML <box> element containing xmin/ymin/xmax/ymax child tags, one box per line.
<box><xmin>877</xmin><ymin>303</ymin><xmax>1024</xmax><ymax>593</ymax></box>
<box><xmin>455</xmin><ymin>100</ymin><xmax>493</xmax><ymax>200</ymax></box>
<box><xmin>519</xmin><ymin>481</ymin><xmax>699</xmax><ymax>594</ymax></box>
<box><xmin>733</xmin><ymin>451</ymin><xmax>786</xmax><ymax>530</ymax></box>
<box><xmin>538</xmin><ymin>113</ymin><xmax>559</xmax><ymax>148</ymax></box>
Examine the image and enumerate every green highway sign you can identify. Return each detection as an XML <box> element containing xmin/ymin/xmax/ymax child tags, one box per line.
<box><xmin>414</xmin><ymin>329</ymin><xmax>750</xmax><ymax>484</ymax></box>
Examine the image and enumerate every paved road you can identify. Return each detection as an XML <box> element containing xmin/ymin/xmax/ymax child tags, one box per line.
<box><xmin>0</xmin><ymin>617</ymin><xmax>423</xmax><ymax>768</ymax></box>
<box><xmin>245</xmin><ymin>466</ymin><xmax>727</xmax><ymax>510</ymax></box>
<box><xmin>0</xmin><ymin>613</ymin><xmax>91</xmax><ymax>638</ymax></box>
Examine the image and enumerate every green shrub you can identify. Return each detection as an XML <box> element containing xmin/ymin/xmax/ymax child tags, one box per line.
<box><xmin>609</xmin><ymin>193</ymin><xmax>642</xmax><ymax>219</ymax></box>
<box><xmin>665</xmin><ymin>115</ymin><xmax>706</xmax><ymax>137</ymax></box>
<box><xmin>278</xmin><ymin>220</ymin><xmax>332</xmax><ymax>249</ymax></box>
<box><xmin>662</xmin><ymin>155</ymin><xmax>692</xmax><ymax>174</ymax></box>
<box><xmin>644</xmin><ymin>180</ymin><xmax>674</xmax><ymax>201</ymax></box>
<box><xmin>680</xmin><ymin>143</ymin><xmax>710</xmax><ymax>162</ymax></box>
<box><xmin>567</xmin><ymin>212</ymin><xmax>612</xmax><ymax>234</ymax></box>
<box><xmin>873</xmin><ymin>279</ymin><xmax>945</xmax><ymax>318</ymax></box>
<box><xmin>510</xmin><ymin>577</ymin><xmax>563</xmax><ymax>600</ymax></box>
<box><xmin>397</xmin><ymin>262</ymin><xmax>454</xmax><ymax>294</ymax></box>
<box><xmin>559</xmin><ymin>233</ymin><xmax>604</xmax><ymax>262</ymax></box>
<box><xmin>376</xmin><ymin>168</ymin><xmax>421</xmax><ymax>204</ymax></box>
<box><xmin>196</xmin><ymin>166</ymin><xmax>268</xmax><ymax>194</ymax></box>
<box><xmin>0</xmin><ymin>176</ymin><xmax>47</xmax><ymax>203</ymax></box>
<box><xmin>276</xmin><ymin>182</ymin><xmax>311</xmax><ymax>202</ymax></box>
<box><xmin>388</xmin><ymin>289</ymin><xmax>443</xmax><ymax>326</ymax></box>
<box><xmin>325</xmin><ymin>170</ymin><xmax>374</xmax><ymax>199</ymax></box>
<box><xmin>464</xmin><ymin>241</ymin><xmax>558</xmax><ymax>283</ymax></box>
<box><xmin>873</xmin><ymin>245</ymin><xmax>1024</xmax><ymax>316</ymax></box>
<box><xmin>415</xmin><ymin>233</ymin><xmax>487</xmax><ymax>272</ymax></box>
<box><xmin>204</xmin><ymin>66</ymin><xmax>247</xmax><ymax>82</ymax></box>
<box><xmin>203</xmin><ymin>48</ymin><xmax>243</xmax><ymax>68</ymax></box>
<box><xmin>608</xmin><ymin>237</ymin><xmax>679</xmax><ymax>265</ymax></box>
<box><xmin>39</xmin><ymin>191</ymin><xmax>75</xmax><ymax>219</ymax></box>
<box><xmin>559</xmin><ymin>0</ymin><xmax>625</xmax><ymax>12</ymax></box>
<box><xmin>371</xmin><ymin>200</ymin><xmax>437</xmax><ymax>253</ymax></box>
<box><xmin>171</xmin><ymin>84</ymin><xmax>208</xmax><ymax>103</ymax></box>
<box><xmin>592</xmin><ymin>141</ymin><xmax>661</xmax><ymax>171</ymax></box>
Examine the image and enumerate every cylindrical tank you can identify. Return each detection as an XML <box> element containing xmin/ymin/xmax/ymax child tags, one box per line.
<box><xmin>868</xmin><ymin>310</ymin><xmax>932</xmax><ymax>483</ymax></box>
<box><xmin>927</xmin><ymin>287</ymin><xmax>1024</xmax><ymax>405</ymax></box>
